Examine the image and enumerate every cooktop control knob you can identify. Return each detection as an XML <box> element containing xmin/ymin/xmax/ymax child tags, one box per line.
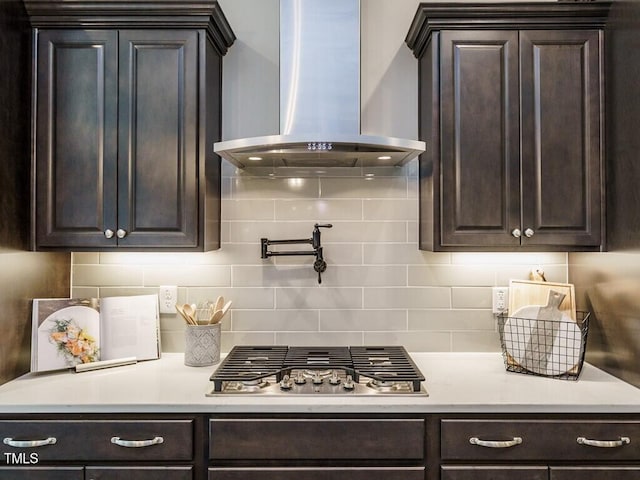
<box><xmin>343</xmin><ymin>374</ymin><xmax>355</xmax><ymax>390</ymax></box>
<box><xmin>312</xmin><ymin>371</ymin><xmax>323</xmax><ymax>385</ymax></box>
<box><xmin>294</xmin><ymin>371</ymin><xmax>307</xmax><ymax>385</ymax></box>
<box><xmin>329</xmin><ymin>370</ymin><xmax>341</xmax><ymax>385</ymax></box>
<box><xmin>279</xmin><ymin>374</ymin><xmax>293</xmax><ymax>390</ymax></box>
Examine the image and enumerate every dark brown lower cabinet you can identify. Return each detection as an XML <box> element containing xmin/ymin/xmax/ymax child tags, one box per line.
<box><xmin>441</xmin><ymin>466</ymin><xmax>548</xmax><ymax>480</ymax></box>
<box><xmin>0</xmin><ymin>467</ymin><xmax>83</xmax><ymax>480</ymax></box>
<box><xmin>438</xmin><ymin>416</ymin><xmax>640</xmax><ymax>480</ymax></box>
<box><xmin>0</xmin><ymin>417</ymin><xmax>197</xmax><ymax>479</ymax></box>
<box><xmin>208</xmin><ymin>417</ymin><xmax>426</xmax><ymax>480</ymax></box>
<box><xmin>86</xmin><ymin>466</ymin><xmax>193</xmax><ymax>480</ymax></box>
<box><xmin>208</xmin><ymin>467</ymin><xmax>425</xmax><ymax>480</ymax></box>
<box><xmin>550</xmin><ymin>467</ymin><xmax>640</xmax><ymax>480</ymax></box>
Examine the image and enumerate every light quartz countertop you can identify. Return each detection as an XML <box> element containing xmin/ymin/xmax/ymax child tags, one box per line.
<box><xmin>0</xmin><ymin>352</ymin><xmax>639</xmax><ymax>414</ymax></box>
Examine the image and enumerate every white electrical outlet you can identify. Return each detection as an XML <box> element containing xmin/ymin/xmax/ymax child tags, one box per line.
<box><xmin>159</xmin><ymin>285</ymin><xmax>178</xmax><ymax>314</ymax></box>
<box><xmin>492</xmin><ymin>287</ymin><xmax>509</xmax><ymax>314</ymax></box>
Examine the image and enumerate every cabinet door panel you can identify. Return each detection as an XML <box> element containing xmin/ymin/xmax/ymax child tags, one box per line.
<box><xmin>442</xmin><ymin>419</ymin><xmax>640</xmax><ymax>461</ymax></box>
<box><xmin>442</xmin><ymin>466</ymin><xmax>548</xmax><ymax>480</ymax></box>
<box><xmin>210</xmin><ymin>418</ymin><xmax>425</xmax><ymax>460</ymax></box>
<box><xmin>35</xmin><ymin>30</ymin><xmax>118</xmax><ymax>248</ymax></box>
<box><xmin>209</xmin><ymin>467</ymin><xmax>425</xmax><ymax>480</ymax></box>
<box><xmin>439</xmin><ymin>30</ymin><xmax>520</xmax><ymax>248</ymax></box>
<box><xmin>0</xmin><ymin>467</ymin><xmax>83</xmax><ymax>480</ymax></box>
<box><xmin>520</xmin><ymin>30</ymin><xmax>602</xmax><ymax>247</ymax></box>
<box><xmin>0</xmin><ymin>419</ymin><xmax>193</xmax><ymax>461</ymax></box>
<box><xmin>551</xmin><ymin>467</ymin><xmax>640</xmax><ymax>480</ymax></box>
<box><xmin>118</xmin><ymin>30</ymin><xmax>199</xmax><ymax>247</ymax></box>
<box><xmin>86</xmin><ymin>466</ymin><xmax>193</xmax><ymax>480</ymax></box>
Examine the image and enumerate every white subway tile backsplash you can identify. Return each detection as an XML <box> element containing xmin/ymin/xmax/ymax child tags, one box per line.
<box><xmin>363</xmin><ymin>199</ymin><xmax>418</xmax><ymax>220</ymax></box>
<box><xmin>363</xmin><ymin>331</ymin><xmax>451</xmax><ymax>351</ymax></box>
<box><xmin>275</xmin><ymin>199</ymin><xmax>363</xmax><ymax>220</ymax></box>
<box><xmin>451</xmin><ymin>331</ymin><xmax>501</xmax><ymax>352</ymax></box>
<box><xmin>232</xmin><ymin>310</ymin><xmax>319</xmax><ymax>331</ymax></box>
<box><xmin>364</xmin><ymin>287</ymin><xmax>451</xmax><ymax>309</ymax></box>
<box><xmin>275</xmin><ymin>331</ymin><xmax>364</xmax><ymax>346</ymax></box>
<box><xmin>72</xmin><ymin>265</ymin><xmax>144</xmax><ymax>286</ymax></box>
<box><xmin>364</xmin><ymin>243</ymin><xmax>451</xmax><ymax>265</ymax></box>
<box><xmin>232</xmin><ymin>177</ymin><xmax>320</xmax><ymax>199</ymax></box>
<box><xmin>408</xmin><ymin>309</ymin><xmax>495</xmax><ymax>331</ymax></box>
<box><xmin>319</xmin><ymin>177</ymin><xmax>407</xmax><ymax>199</ymax></box>
<box><xmin>319</xmin><ymin>309</ymin><xmax>407</xmax><ymax>331</ymax></box>
<box><xmin>188</xmin><ymin>287</ymin><xmax>275</xmax><ymax>309</ymax></box>
<box><xmin>276</xmin><ymin>287</ymin><xmax>363</xmax><ymax>310</ymax></box>
<box><xmin>408</xmin><ymin>265</ymin><xmax>496</xmax><ymax>286</ymax></box>
<box><xmin>222</xmin><ymin>199</ymin><xmax>275</xmax><ymax>220</ymax></box>
<box><xmin>143</xmin><ymin>265</ymin><xmax>231</xmax><ymax>287</ymax></box>
<box><xmin>70</xmin><ymin>168</ymin><xmax>570</xmax><ymax>353</ymax></box>
<box><xmin>451</xmin><ymin>287</ymin><xmax>493</xmax><ymax>309</ymax></box>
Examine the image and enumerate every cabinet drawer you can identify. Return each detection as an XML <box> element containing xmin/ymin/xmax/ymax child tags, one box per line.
<box><xmin>86</xmin><ymin>466</ymin><xmax>193</xmax><ymax>480</ymax></box>
<box><xmin>209</xmin><ymin>467</ymin><xmax>425</xmax><ymax>480</ymax></box>
<box><xmin>442</xmin><ymin>466</ymin><xmax>548</xmax><ymax>480</ymax></box>
<box><xmin>0</xmin><ymin>420</ymin><xmax>193</xmax><ymax>461</ymax></box>
<box><xmin>442</xmin><ymin>419</ymin><xmax>640</xmax><ymax>461</ymax></box>
<box><xmin>551</xmin><ymin>467</ymin><xmax>640</xmax><ymax>480</ymax></box>
<box><xmin>0</xmin><ymin>467</ymin><xmax>83</xmax><ymax>480</ymax></box>
<box><xmin>210</xmin><ymin>418</ymin><xmax>425</xmax><ymax>460</ymax></box>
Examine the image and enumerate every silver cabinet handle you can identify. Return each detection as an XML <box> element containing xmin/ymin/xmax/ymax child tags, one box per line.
<box><xmin>116</xmin><ymin>229</ymin><xmax>127</xmax><ymax>239</ymax></box>
<box><xmin>577</xmin><ymin>436</ymin><xmax>630</xmax><ymax>448</ymax></box>
<box><xmin>511</xmin><ymin>228</ymin><xmax>522</xmax><ymax>238</ymax></box>
<box><xmin>104</xmin><ymin>229</ymin><xmax>115</xmax><ymax>239</ymax></box>
<box><xmin>524</xmin><ymin>228</ymin><xmax>535</xmax><ymax>238</ymax></box>
<box><xmin>470</xmin><ymin>436</ymin><xmax>523</xmax><ymax>448</ymax></box>
<box><xmin>110</xmin><ymin>436</ymin><xmax>164</xmax><ymax>448</ymax></box>
<box><xmin>3</xmin><ymin>437</ymin><xmax>57</xmax><ymax>448</ymax></box>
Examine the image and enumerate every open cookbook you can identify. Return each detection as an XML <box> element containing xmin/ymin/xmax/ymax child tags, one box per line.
<box><xmin>31</xmin><ymin>294</ymin><xmax>161</xmax><ymax>373</ymax></box>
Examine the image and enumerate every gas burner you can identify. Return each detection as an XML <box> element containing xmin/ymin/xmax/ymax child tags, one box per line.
<box><xmin>207</xmin><ymin>345</ymin><xmax>427</xmax><ymax>396</ymax></box>
<box><xmin>366</xmin><ymin>379</ymin><xmax>416</xmax><ymax>394</ymax></box>
<box><xmin>225</xmin><ymin>379</ymin><xmax>271</xmax><ymax>393</ymax></box>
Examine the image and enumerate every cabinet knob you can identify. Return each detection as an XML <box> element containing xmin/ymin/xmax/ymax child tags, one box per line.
<box><xmin>104</xmin><ymin>229</ymin><xmax>115</xmax><ymax>239</ymax></box>
<box><xmin>116</xmin><ymin>229</ymin><xmax>127</xmax><ymax>239</ymax></box>
<box><xmin>511</xmin><ymin>228</ymin><xmax>522</xmax><ymax>238</ymax></box>
<box><xmin>524</xmin><ymin>228</ymin><xmax>535</xmax><ymax>238</ymax></box>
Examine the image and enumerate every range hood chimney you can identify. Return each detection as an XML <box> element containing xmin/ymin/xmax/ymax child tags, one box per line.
<box><xmin>214</xmin><ymin>0</ymin><xmax>425</xmax><ymax>168</ymax></box>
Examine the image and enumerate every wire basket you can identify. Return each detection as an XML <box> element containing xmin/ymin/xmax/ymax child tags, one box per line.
<box><xmin>497</xmin><ymin>311</ymin><xmax>590</xmax><ymax>380</ymax></box>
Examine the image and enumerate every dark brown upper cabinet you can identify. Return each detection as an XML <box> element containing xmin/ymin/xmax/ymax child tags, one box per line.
<box><xmin>26</xmin><ymin>1</ymin><xmax>234</xmax><ymax>251</ymax></box>
<box><xmin>406</xmin><ymin>3</ymin><xmax>610</xmax><ymax>252</ymax></box>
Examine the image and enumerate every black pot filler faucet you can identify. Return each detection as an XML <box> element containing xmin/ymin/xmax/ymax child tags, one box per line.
<box><xmin>261</xmin><ymin>223</ymin><xmax>333</xmax><ymax>284</ymax></box>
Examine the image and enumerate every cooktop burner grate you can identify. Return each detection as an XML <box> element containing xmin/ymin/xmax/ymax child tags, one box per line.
<box><xmin>209</xmin><ymin>345</ymin><xmax>288</xmax><ymax>392</ymax></box>
<box><xmin>283</xmin><ymin>346</ymin><xmax>353</xmax><ymax>370</ymax></box>
<box><xmin>350</xmin><ymin>346</ymin><xmax>425</xmax><ymax>392</ymax></box>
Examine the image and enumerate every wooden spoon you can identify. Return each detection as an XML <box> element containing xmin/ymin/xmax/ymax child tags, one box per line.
<box><xmin>175</xmin><ymin>304</ymin><xmax>196</xmax><ymax>325</ymax></box>
<box><xmin>210</xmin><ymin>300</ymin><xmax>232</xmax><ymax>324</ymax></box>
<box><xmin>182</xmin><ymin>303</ymin><xmax>198</xmax><ymax>325</ymax></box>
<box><xmin>214</xmin><ymin>296</ymin><xmax>224</xmax><ymax>314</ymax></box>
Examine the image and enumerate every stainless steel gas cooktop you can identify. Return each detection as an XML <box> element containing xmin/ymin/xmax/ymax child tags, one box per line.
<box><xmin>206</xmin><ymin>345</ymin><xmax>428</xmax><ymax>396</ymax></box>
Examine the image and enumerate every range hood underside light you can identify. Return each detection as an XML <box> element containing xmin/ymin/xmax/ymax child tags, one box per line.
<box><xmin>214</xmin><ymin>135</ymin><xmax>425</xmax><ymax>168</ymax></box>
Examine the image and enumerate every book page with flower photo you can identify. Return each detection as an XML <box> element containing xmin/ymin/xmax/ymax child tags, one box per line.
<box><xmin>31</xmin><ymin>294</ymin><xmax>160</xmax><ymax>373</ymax></box>
<box><xmin>31</xmin><ymin>298</ymin><xmax>101</xmax><ymax>373</ymax></box>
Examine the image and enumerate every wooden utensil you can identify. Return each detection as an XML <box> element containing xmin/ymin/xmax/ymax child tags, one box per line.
<box><xmin>182</xmin><ymin>304</ymin><xmax>198</xmax><ymax>325</ymax></box>
<box><xmin>214</xmin><ymin>296</ymin><xmax>224</xmax><ymax>314</ymax></box>
<box><xmin>176</xmin><ymin>304</ymin><xmax>196</xmax><ymax>325</ymax></box>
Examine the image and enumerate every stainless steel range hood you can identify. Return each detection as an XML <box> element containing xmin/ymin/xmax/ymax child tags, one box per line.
<box><xmin>214</xmin><ymin>0</ymin><xmax>425</xmax><ymax>168</ymax></box>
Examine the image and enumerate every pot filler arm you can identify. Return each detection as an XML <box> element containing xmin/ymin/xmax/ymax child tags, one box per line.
<box><xmin>261</xmin><ymin>223</ymin><xmax>333</xmax><ymax>284</ymax></box>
